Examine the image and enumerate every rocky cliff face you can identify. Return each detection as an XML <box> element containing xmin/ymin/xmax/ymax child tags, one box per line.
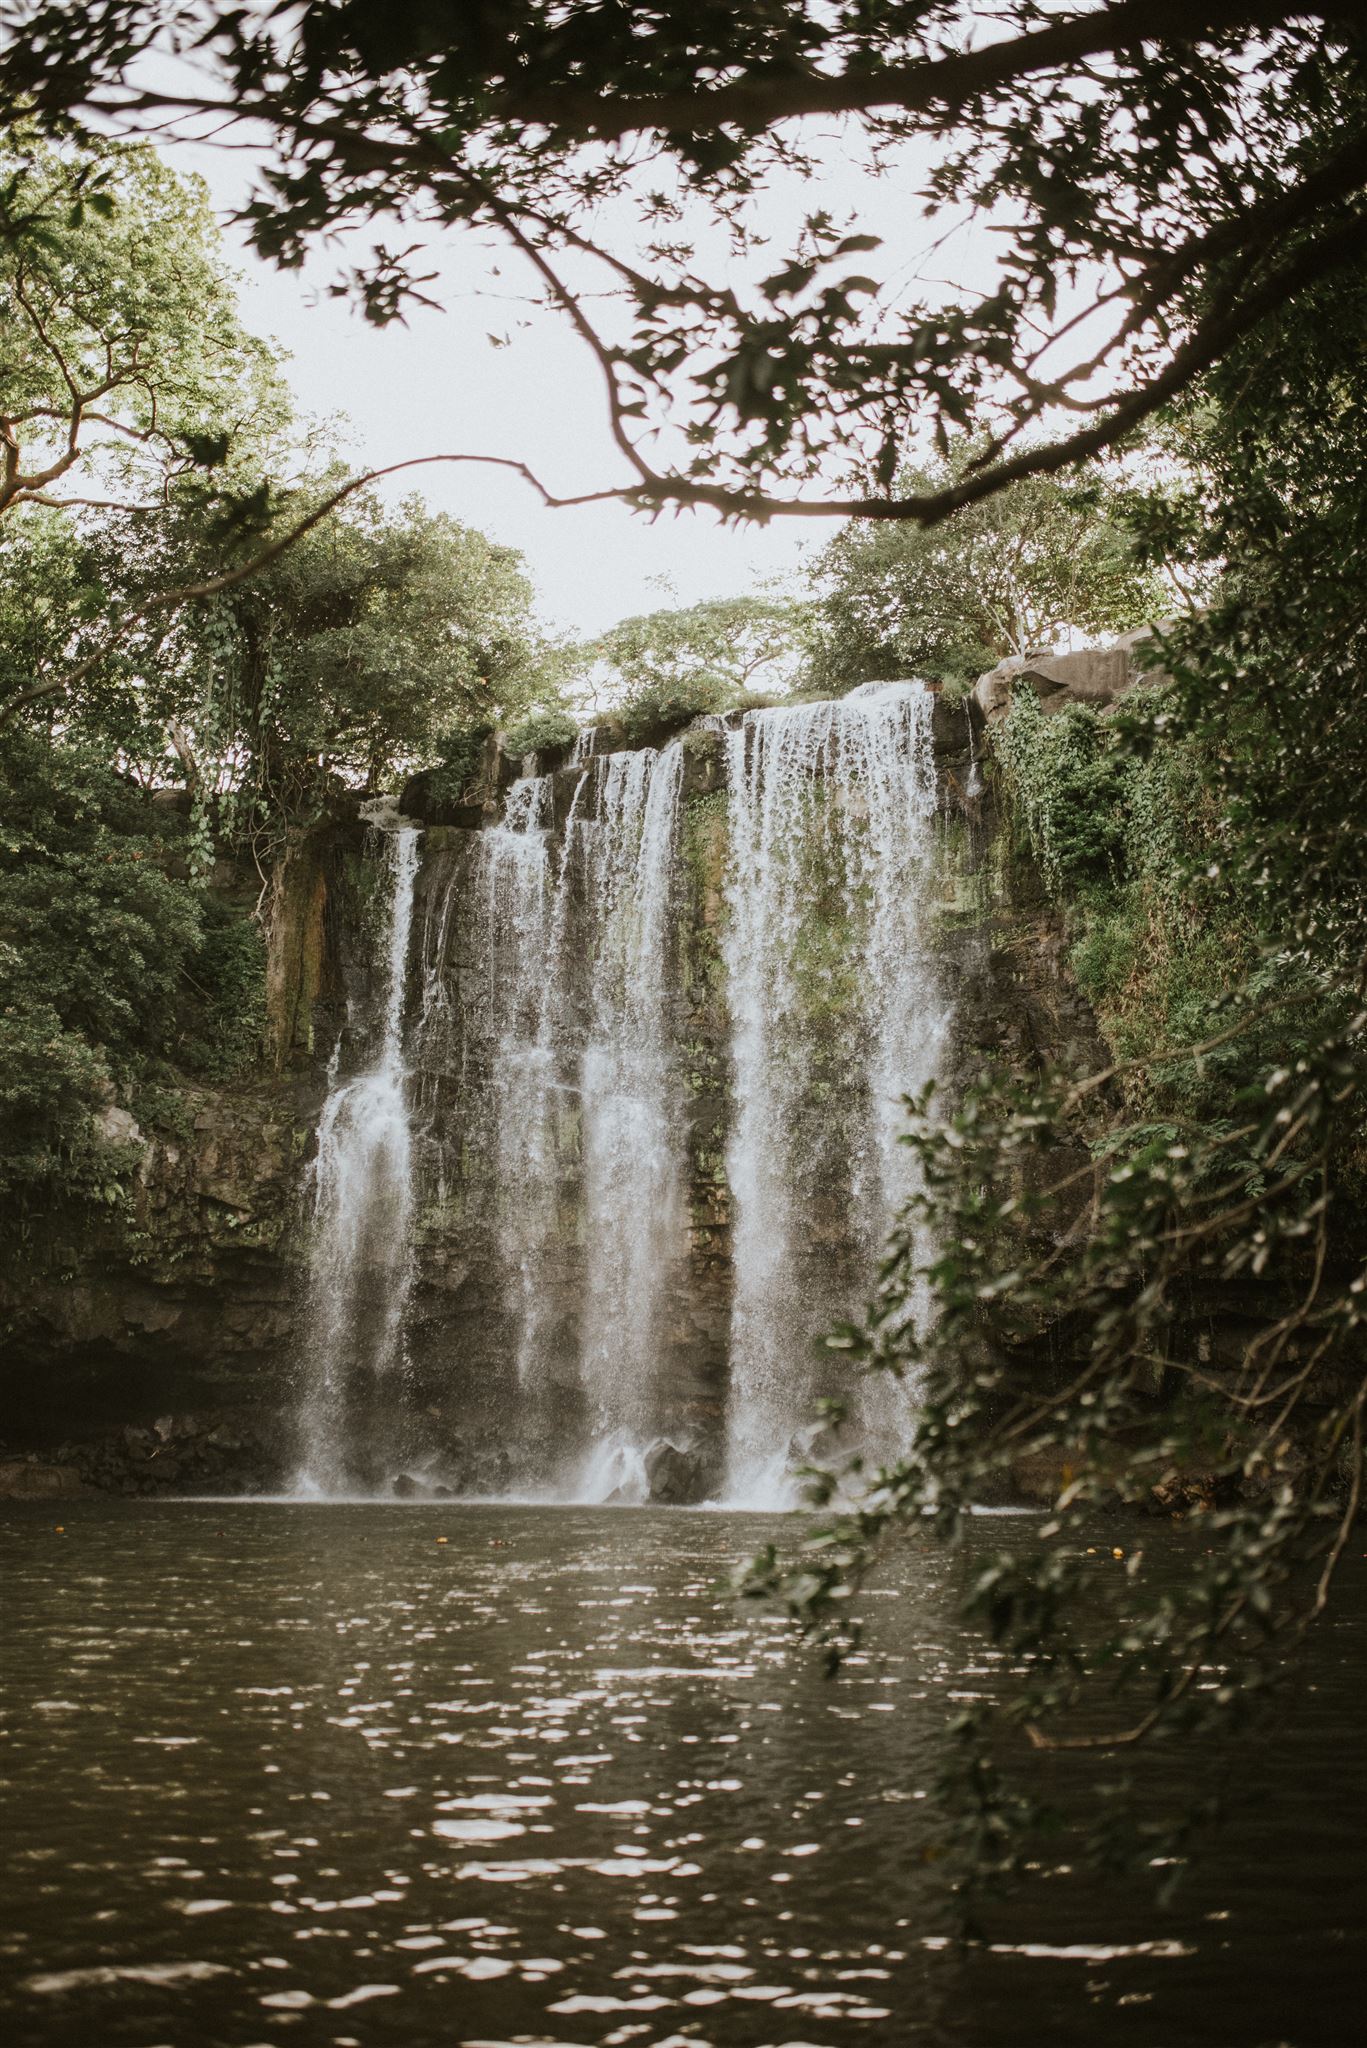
<box><xmin>0</xmin><ymin>1076</ymin><xmax>314</xmax><ymax>1492</ymax></box>
<box><xmin>0</xmin><ymin>804</ymin><xmax>384</xmax><ymax>1495</ymax></box>
<box><xmin>0</xmin><ymin>660</ymin><xmax>1173</xmax><ymax>1500</ymax></box>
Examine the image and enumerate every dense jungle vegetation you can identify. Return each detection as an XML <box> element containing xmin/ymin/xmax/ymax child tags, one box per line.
<box><xmin>0</xmin><ymin>146</ymin><xmax>531</xmax><ymax>1204</ymax></box>
<box><xmin>2</xmin><ymin>0</ymin><xmax>1364</xmax><ymax>1895</ymax></box>
<box><xmin>0</xmin><ymin>130</ymin><xmax>1170</xmax><ymax>1226</ymax></box>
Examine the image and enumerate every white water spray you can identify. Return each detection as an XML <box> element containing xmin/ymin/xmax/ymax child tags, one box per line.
<box><xmin>460</xmin><ymin>746</ymin><xmax>688</xmax><ymax>1496</ymax></box>
<box><xmin>295</xmin><ymin>819</ymin><xmax>419</xmax><ymax>1493</ymax></box>
<box><xmin>575</xmin><ymin>743</ymin><xmax>687</xmax><ymax>1496</ymax></box>
<box><xmin>468</xmin><ymin>771</ymin><xmax>566</xmax><ymax>1442</ymax></box>
<box><xmin>293</xmin><ymin>687</ymin><xmax>956</xmax><ymax>1507</ymax></box>
<box><xmin>720</xmin><ymin>683</ymin><xmax>947</xmax><ymax>1504</ymax></box>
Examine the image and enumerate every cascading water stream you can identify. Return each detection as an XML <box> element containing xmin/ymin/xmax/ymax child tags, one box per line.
<box><xmin>293</xmin><ymin>689</ymin><xmax>953</xmax><ymax>1506</ymax></box>
<box><xmin>721</xmin><ymin>682</ymin><xmax>947</xmax><ymax>1505</ymax></box>
<box><xmin>465</xmin><ymin>770</ymin><xmax>568</xmax><ymax>1456</ymax></box>
<box><xmin>575</xmin><ymin>743</ymin><xmax>687</xmax><ymax>1500</ymax></box>
<box><xmin>456</xmin><ymin>745</ymin><xmax>689</xmax><ymax>1499</ymax></box>
<box><xmin>295</xmin><ymin>818</ymin><xmax>419</xmax><ymax>1494</ymax></box>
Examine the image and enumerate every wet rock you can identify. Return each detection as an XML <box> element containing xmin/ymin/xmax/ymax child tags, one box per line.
<box><xmin>122</xmin><ymin>1298</ymin><xmax>185</xmax><ymax>1335</ymax></box>
<box><xmin>643</xmin><ymin>1437</ymin><xmax>703</xmax><ymax>1505</ymax></box>
<box><xmin>787</xmin><ymin>1419</ymin><xmax>843</xmax><ymax>1473</ymax></box>
<box><xmin>679</xmin><ymin>723</ymin><xmax>726</xmax><ymax>799</ymax></box>
<box><xmin>94</xmin><ymin>1104</ymin><xmax>145</xmax><ymax>1149</ymax></box>
<box><xmin>0</xmin><ymin>1457</ymin><xmax>86</xmax><ymax>1499</ymax></box>
<box><xmin>399</xmin><ymin>767</ymin><xmax>487</xmax><ymax>829</ymax></box>
<box><xmin>548</xmin><ymin>763</ymin><xmax>589</xmax><ymax>832</ymax></box>
<box><xmin>930</xmin><ymin>691</ymin><xmax>978</xmax><ymax>754</ymax></box>
<box><xmin>46</xmin><ymin>1410</ymin><xmax>289</xmax><ymax>1498</ymax></box>
<box><xmin>1150</xmin><ymin>1469</ymin><xmax>1219</xmax><ymax>1515</ymax></box>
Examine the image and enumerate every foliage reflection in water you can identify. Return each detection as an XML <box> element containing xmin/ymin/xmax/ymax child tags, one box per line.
<box><xmin>1</xmin><ymin>1504</ymin><xmax>1362</xmax><ymax>2048</ymax></box>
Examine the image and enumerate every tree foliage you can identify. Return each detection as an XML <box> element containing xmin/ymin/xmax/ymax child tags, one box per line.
<box><xmin>3</xmin><ymin>4</ymin><xmax>1364</xmax><ymax>525</ymax></box>
<box><xmin>192</xmin><ymin>486</ymin><xmax>547</xmax><ymax>800</ymax></box>
<box><xmin>589</xmin><ymin>593</ymin><xmax>811</xmax><ymax>738</ymax></box>
<box><xmin>0</xmin><ymin>134</ymin><xmax>559</xmax><ymax>1219</ymax></box>
<box><xmin>742</xmin><ymin>249</ymin><xmax>1367</xmax><ymax>1890</ymax></box>
<box><xmin>1</xmin><ymin>127</ymin><xmax>286</xmax><ymax>521</ymax></box>
<box><xmin>810</xmin><ymin>459</ymin><xmax>1165</xmax><ymax>688</ymax></box>
<box><xmin>0</xmin><ymin>730</ymin><xmax>198</xmax><ymax>1198</ymax></box>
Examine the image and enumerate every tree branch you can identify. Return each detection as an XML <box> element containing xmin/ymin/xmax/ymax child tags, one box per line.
<box><xmin>400</xmin><ymin>4</ymin><xmax>1342</xmax><ymax>144</ymax></box>
<box><xmin>74</xmin><ymin>4</ymin><xmax>1322</xmax><ymax>158</ymax></box>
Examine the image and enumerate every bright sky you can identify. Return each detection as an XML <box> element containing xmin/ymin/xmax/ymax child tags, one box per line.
<box><xmin>164</xmin><ymin>135</ymin><xmax>825</xmax><ymax>638</ymax></box>
<box><xmin>162</xmin><ymin>120</ymin><xmax>1000</xmax><ymax>641</ymax></box>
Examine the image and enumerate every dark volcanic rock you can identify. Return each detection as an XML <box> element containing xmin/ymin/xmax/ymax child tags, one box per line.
<box><xmin>644</xmin><ymin>1437</ymin><xmax>704</xmax><ymax>1505</ymax></box>
<box><xmin>0</xmin><ymin>1456</ymin><xmax>87</xmax><ymax>1499</ymax></box>
<box><xmin>36</xmin><ymin>1410</ymin><xmax>288</xmax><ymax>1497</ymax></box>
<box><xmin>398</xmin><ymin>768</ymin><xmax>487</xmax><ymax>829</ymax></box>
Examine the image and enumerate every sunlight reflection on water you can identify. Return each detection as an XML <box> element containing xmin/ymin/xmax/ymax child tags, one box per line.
<box><xmin>0</xmin><ymin>1502</ymin><xmax>1362</xmax><ymax>2048</ymax></box>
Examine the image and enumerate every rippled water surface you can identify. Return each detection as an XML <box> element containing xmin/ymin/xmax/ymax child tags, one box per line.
<box><xmin>1</xmin><ymin>1503</ymin><xmax>1363</xmax><ymax>2048</ymax></box>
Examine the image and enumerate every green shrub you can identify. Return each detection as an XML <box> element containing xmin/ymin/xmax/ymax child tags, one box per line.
<box><xmin>502</xmin><ymin>707</ymin><xmax>579</xmax><ymax>759</ymax></box>
<box><xmin>620</xmin><ymin>672</ymin><xmax>732</xmax><ymax>745</ymax></box>
<box><xmin>0</xmin><ymin>734</ymin><xmax>202</xmax><ymax>1040</ymax></box>
<box><xmin>0</xmin><ymin>1001</ymin><xmax>121</xmax><ymax>1200</ymax></box>
<box><xmin>1068</xmin><ymin>903</ymin><xmax>1141</xmax><ymax>1007</ymax></box>
<box><xmin>995</xmin><ymin>690</ymin><xmax>1133</xmax><ymax>895</ymax></box>
<box><xmin>0</xmin><ymin>730</ymin><xmax>270</xmax><ymax>1212</ymax></box>
<box><xmin>180</xmin><ymin>898</ymin><xmax>268</xmax><ymax>1080</ymax></box>
<box><xmin>990</xmin><ymin>682</ymin><xmax>1322</xmax><ymax>1123</ymax></box>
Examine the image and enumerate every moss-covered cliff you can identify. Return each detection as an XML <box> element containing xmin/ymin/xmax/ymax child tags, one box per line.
<box><xmin>10</xmin><ymin>656</ymin><xmax>1339</xmax><ymax>1506</ymax></box>
<box><xmin>0</xmin><ymin>797</ymin><xmax>387</xmax><ymax>1494</ymax></box>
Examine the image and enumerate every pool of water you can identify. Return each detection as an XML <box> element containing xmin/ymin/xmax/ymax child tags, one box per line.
<box><xmin>1</xmin><ymin>1502</ymin><xmax>1362</xmax><ymax>2047</ymax></box>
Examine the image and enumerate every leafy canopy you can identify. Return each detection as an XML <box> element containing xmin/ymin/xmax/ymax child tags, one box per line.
<box><xmin>1</xmin><ymin>127</ymin><xmax>287</xmax><ymax>522</ymax></box>
<box><xmin>0</xmin><ymin>131</ymin><xmax>563</xmax><ymax>1221</ymax></box>
<box><xmin>810</xmin><ymin>458</ymin><xmax>1166</xmax><ymax>688</ymax></box>
<box><xmin>745</xmin><ymin>245</ymin><xmax>1367</xmax><ymax>1890</ymax></box>
<box><xmin>0</xmin><ymin>129</ymin><xmax>556</xmax><ymax>796</ymax></box>
<box><xmin>588</xmin><ymin>593</ymin><xmax>811</xmax><ymax>738</ymax></box>
<box><xmin>0</xmin><ymin>730</ymin><xmax>198</xmax><ymax>1199</ymax></box>
<box><xmin>2</xmin><ymin>4</ymin><xmax>1364</xmax><ymax>525</ymax></box>
<box><xmin>215</xmin><ymin>486</ymin><xmax>549</xmax><ymax>795</ymax></box>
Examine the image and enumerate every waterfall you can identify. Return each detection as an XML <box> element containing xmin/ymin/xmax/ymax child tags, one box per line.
<box><xmin>291</xmin><ymin>685</ymin><xmax>956</xmax><ymax>1507</ymax></box>
<box><xmin>465</xmin><ymin>770</ymin><xmax>569</xmax><ymax>1464</ymax></box>
<box><xmin>575</xmin><ymin>744</ymin><xmax>687</xmax><ymax>1500</ymax></box>
<box><xmin>720</xmin><ymin>683</ymin><xmax>947</xmax><ymax>1504</ymax></box>
<box><xmin>295</xmin><ymin>818</ymin><xmax>419</xmax><ymax>1494</ymax></box>
<box><xmin>457</xmin><ymin>745</ymin><xmax>689</xmax><ymax>1499</ymax></box>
